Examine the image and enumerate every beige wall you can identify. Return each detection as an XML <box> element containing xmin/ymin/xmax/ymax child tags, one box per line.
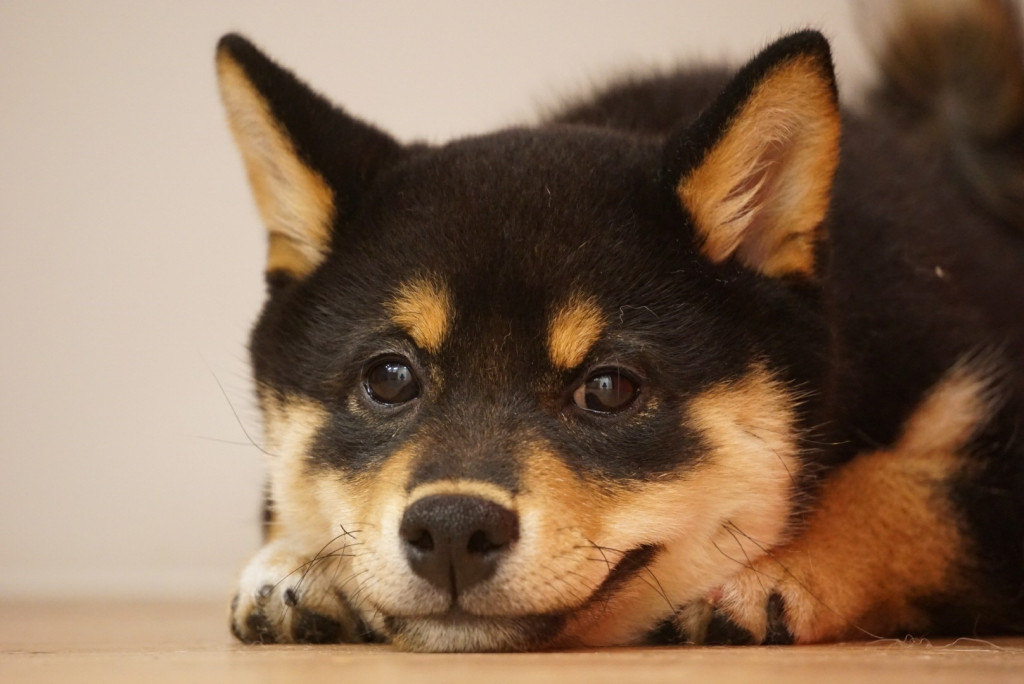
<box><xmin>0</xmin><ymin>1</ymin><xmax>872</xmax><ymax>599</ymax></box>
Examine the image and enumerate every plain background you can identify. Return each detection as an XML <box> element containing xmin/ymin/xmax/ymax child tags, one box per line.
<box><xmin>0</xmin><ymin>1</ymin><xmax>879</xmax><ymax>601</ymax></box>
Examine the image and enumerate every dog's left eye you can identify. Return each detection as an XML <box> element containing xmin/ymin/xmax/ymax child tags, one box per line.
<box><xmin>572</xmin><ymin>369</ymin><xmax>639</xmax><ymax>413</ymax></box>
<box><xmin>364</xmin><ymin>359</ymin><xmax>420</xmax><ymax>405</ymax></box>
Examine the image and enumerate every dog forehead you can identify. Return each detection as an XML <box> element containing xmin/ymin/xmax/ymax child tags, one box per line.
<box><xmin>366</xmin><ymin>128</ymin><xmax>658</xmax><ymax>247</ymax></box>
<box><xmin>347</xmin><ymin>130</ymin><xmax>671</xmax><ymax>350</ymax></box>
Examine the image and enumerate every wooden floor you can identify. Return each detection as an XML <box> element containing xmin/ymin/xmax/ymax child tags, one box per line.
<box><xmin>1</xmin><ymin>600</ymin><xmax>1022</xmax><ymax>683</ymax></box>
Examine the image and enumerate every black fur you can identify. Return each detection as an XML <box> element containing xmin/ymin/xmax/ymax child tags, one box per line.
<box><xmin>220</xmin><ymin>6</ymin><xmax>1024</xmax><ymax>648</ymax></box>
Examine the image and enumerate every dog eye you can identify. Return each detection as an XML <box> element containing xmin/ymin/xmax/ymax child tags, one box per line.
<box><xmin>572</xmin><ymin>369</ymin><xmax>639</xmax><ymax>413</ymax></box>
<box><xmin>364</xmin><ymin>359</ymin><xmax>419</xmax><ymax>405</ymax></box>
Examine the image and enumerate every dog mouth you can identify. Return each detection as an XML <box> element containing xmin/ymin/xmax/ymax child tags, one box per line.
<box><xmin>383</xmin><ymin>611</ymin><xmax>565</xmax><ymax>652</ymax></box>
<box><xmin>381</xmin><ymin>544</ymin><xmax>661</xmax><ymax>651</ymax></box>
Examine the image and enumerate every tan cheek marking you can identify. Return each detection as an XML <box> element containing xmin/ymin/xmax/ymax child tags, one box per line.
<box><xmin>342</xmin><ymin>443</ymin><xmax>419</xmax><ymax>525</ymax></box>
<box><xmin>567</xmin><ymin>366</ymin><xmax>801</xmax><ymax>644</ymax></box>
<box><xmin>518</xmin><ymin>445</ymin><xmax>612</xmax><ymax>540</ymax></box>
<box><xmin>624</xmin><ymin>364</ymin><xmax>802</xmax><ymax>547</ymax></box>
<box><xmin>679</xmin><ymin>55</ymin><xmax>839</xmax><ymax>277</ymax></box>
<box><xmin>258</xmin><ymin>387</ymin><xmax>335</xmax><ymax>544</ymax></box>
<box><xmin>683</xmin><ymin>365</ymin><xmax>801</xmax><ymax>484</ymax></box>
<box><xmin>387</xmin><ymin>278</ymin><xmax>453</xmax><ymax>354</ymax></box>
<box><xmin>217</xmin><ymin>55</ymin><xmax>335</xmax><ymax>279</ymax></box>
<box><xmin>720</xmin><ymin>362</ymin><xmax>994</xmax><ymax>642</ymax></box>
<box><xmin>350</xmin><ymin>441</ymin><xmax>425</xmax><ymax>537</ymax></box>
<box><xmin>343</xmin><ymin>442</ymin><xmax>465</xmax><ymax>618</ymax></box>
<box><xmin>547</xmin><ymin>295</ymin><xmax>606</xmax><ymax>370</ymax></box>
<box><xmin>453</xmin><ymin>443</ymin><xmax>619</xmax><ymax>620</ymax></box>
<box><xmin>536</xmin><ymin>367</ymin><xmax>800</xmax><ymax>647</ymax></box>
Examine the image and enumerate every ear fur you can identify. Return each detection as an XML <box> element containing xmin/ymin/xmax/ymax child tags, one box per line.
<box><xmin>665</xmin><ymin>31</ymin><xmax>840</xmax><ymax>279</ymax></box>
<box><xmin>216</xmin><ymin>34</ymin><xmax>403</xmax><ymax>281</ymax></box>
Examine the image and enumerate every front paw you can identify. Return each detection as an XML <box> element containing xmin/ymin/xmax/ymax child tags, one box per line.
<box><xmin>675</xmin><ymin>542</ymin><xmax>849</xmax><ymax>645</ymax></box>
<box><xmin>677</xmin><ymin>591</ymin><xmax>794</xmax><ymax>645</ymax></box>
<box><xmin>229</xmin><ymin>542</ymin><xmax>361</xmax><ymax>644</ymax></box>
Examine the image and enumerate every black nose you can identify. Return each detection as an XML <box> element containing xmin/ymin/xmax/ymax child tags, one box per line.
<box><xmin>399</xmin><ymin>494</ymin><xmax>519</xmax><ymax>596</ymax></box>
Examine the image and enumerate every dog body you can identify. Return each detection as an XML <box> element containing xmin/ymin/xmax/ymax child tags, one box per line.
<box><xmin>218</xmin><ymin>2</ymin><xmax>1024</xmax><ymax>651</ymax></box>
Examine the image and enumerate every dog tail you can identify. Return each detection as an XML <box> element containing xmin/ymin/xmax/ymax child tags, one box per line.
<box><xmin>860</xmin><ymin>0</ymin><xmax>1024</xmax><ymax>231</ymax></box>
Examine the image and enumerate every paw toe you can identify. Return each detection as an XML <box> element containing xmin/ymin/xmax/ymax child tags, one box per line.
<box><xmin>229</xmin><ymin>605</ymin><xmax>277</xmax><ymax>644</ymax></box>
<box><xmin>229</xmin><ymin>588</ymin><xmax>284</xmax><ymax>644</ymax></box>
<box><xmin>292</xmin><ymin>610</ymin><xmax>345</xmax><ymax>644</ymax></box>
<box><xmin>703</xmin><ymin>611</ymin><xmax>756</xmax><ymax>645</ymax></box>
<box><xmin>763</xmin><ymin>593</ymin><xmax>794</xmax><ymax>645</ymax></box>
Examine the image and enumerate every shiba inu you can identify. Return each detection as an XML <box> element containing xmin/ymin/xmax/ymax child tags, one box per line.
<box><xmin>217</xmin><ymin>0</ymin><xmax>1024</xmax><ymax>651</ymax></box>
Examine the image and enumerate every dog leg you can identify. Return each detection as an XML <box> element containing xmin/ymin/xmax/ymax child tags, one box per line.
<box><xmin>679</xmin><ymin>362</ymin><xmax>996</xmax><ymax>644</ymax></box>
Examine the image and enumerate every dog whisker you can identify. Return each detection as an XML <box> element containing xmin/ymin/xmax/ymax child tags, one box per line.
<box><xmin>208</xmin><ymin>368</ymin><xmax>281</xmax><ymax>459</ymax></box>
<box><xmin>721</xmin><ymin>521</ymin><xmax>768</xmax><ymax>599</ymax></box>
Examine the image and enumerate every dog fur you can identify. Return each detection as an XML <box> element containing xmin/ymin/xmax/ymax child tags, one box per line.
<box><xmin>217</xmin><ymin>0</ymin><xmax>1024</xmax><ymax>651</ymax></box>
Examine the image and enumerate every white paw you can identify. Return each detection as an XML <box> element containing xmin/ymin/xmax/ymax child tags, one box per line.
<box><xmin>229</xmin><ymin>541</ymin><xmax>363</xmax><ymax>644</ymax></box>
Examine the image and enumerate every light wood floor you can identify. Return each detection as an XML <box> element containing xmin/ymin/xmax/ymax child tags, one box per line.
<box><xmin>2</xmin><ymin>600</ymin><xmax>1022</xmax><ymax>683</ymax></box>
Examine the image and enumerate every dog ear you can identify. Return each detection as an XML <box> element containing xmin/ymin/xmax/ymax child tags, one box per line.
<box><xmin>664</xmin><ymin>31</ymin><xmax>840</xmax><ymax>279</ymax></box>
<box><xmin>216</xmin><ymin>34</ymin><xmax>403</xmax><ymax>282</ymax></box>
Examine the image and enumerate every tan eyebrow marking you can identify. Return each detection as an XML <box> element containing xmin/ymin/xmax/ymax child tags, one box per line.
<box><xmin>547</xmin><ymin>294</ymin><xmax>606</xmax><ymax>370</ymax></box>
<box><xmin>387</xmin><ymin>277</ymin><xmax>453</xmax><ymax>353</ymax></box>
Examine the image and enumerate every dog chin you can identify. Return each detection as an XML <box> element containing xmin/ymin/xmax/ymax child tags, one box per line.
<box><xmin>380</xmin><ymin>543</ymin><xmax>661</xmax><ymax>651</ymax></box>
<box><xmin>384</xmin><ymin>611</ymin><xmax>566</xmax><ymax>652</ymax></box>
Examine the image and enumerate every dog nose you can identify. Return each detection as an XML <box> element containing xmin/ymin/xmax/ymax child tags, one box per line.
<box><xmin>399</xmin><ymin>494</ymin><xmax>519</xmax><ymax>595</ymax></box>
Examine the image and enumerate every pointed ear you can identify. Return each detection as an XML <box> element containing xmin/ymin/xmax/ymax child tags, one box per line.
<box><xmin>665</xmin><ymin>31</ymin><xmax>840</xmax><ymax>278</ymax></box>
<box><xmin>216</xmin><ymin>34</ymin><xmax>403</xmax><ymax>281</ymax></box>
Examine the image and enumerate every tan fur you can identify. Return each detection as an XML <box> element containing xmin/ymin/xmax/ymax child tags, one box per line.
<box><xmin>678</xmin><ymin>55</ymin><xmax>840</xmax><ymax>277</ymax></box>
<box><xmin>217</xmin><ymin>54</ymin><xmax>335</xmax><ymax>279</ymax></box>
<box><xmin>484</xmin><ymin>446</ymin><xmax>617</xmax><ymax>615</ymax></box>
<box><xmin>343</xmin><ymin>363</ymin><xmax>800</xmax><ymax>648</ymax></box>
<box><xmin>565</xmin><ymin>365</ymin><xmax>803</xmax><ymax>645</ymax></box>
<box><xmin>248</xmin><ymin>364</ymin><xmax>806</xmax><ymax>649</ymax></box>
<box><xmin>387</xmin><ymin>278</ymin><xmax>454</xmax><ymax>354</ymax></box>
<box><xmin>338</xmin><ymin>443</ymin><xmax>488</xmax><ymax>633</ymax></box>
<box><xmin>346</xmin><ymin>442</ymin><xmax>616</xmax><ymax>626</ymax></box>
<box><xmin>547</xmin><ymin>294</ymin><xmax>606</xmax><ymax>370</ymax></box>
<box><xmin>259</xmin><ymin>389</ymin><xmax>336</xmax><ymax>545</ymax></box>
<box><xmin>407</xmin><ymin>480</ymin><xmax>516</xmax><ymax>511</ymax></box>
<box><xmin>231</xmin><ymin>389</ymin><xmax>358</xmax><ymax>643</ymax></box>
<box><xmin>711</xmin><ymin>362</ymin><xmax>994</xmax><ymax>642</ymax></box>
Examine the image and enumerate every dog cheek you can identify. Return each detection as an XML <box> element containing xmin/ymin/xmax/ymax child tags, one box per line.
<box><xmin>608</xmin><ymin>365</ymin><xmax>802</xmax><ymax>552</ymax></box>
<box><xmin>259</xmin><ymin>388</ymin><xmax>341</xmax><ymax>542</ymax></box>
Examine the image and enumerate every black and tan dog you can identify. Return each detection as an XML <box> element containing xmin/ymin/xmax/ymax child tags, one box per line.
<box><xmin>217</xmin><ymin>1</ymin><xmax>1024</xmax><ymax>651</ymax></box>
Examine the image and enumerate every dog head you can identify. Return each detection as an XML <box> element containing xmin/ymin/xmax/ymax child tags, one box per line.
<box><xmin>217</xmin><ymin>31</ymin><xmax>839</xmax><ymax>651</ymax></box>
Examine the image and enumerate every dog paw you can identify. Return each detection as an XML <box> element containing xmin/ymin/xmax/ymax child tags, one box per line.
<box><xmin>229</xmin><ymin>542</ymin><xmax>362</xmax><ymax>644</ymax></box>
<box><xmin>675</xmin><ymin>539</ymin><xmax>857</xmax><ymax>645</ymax></box>
<box><xmin>676</xmin><ymin>591</ymin><xmax>795</xmax><ymax>645</ymax></box>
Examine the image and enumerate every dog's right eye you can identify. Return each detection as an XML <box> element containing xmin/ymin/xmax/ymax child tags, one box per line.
<box><xmin>364</xmin><ymin>359</ymin><xmax>420</xmax><ymax>405</ymax></box>
<box><xmin>572</xmin><ymin>368</ymin><xmax>640</xmax><ymax>414</ymax></box>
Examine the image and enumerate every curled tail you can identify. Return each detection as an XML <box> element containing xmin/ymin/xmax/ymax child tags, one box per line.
<box><xmin>860</xmin><ymin>0</ymin><xmax>1024</xmax><ymax>231</ymax></box>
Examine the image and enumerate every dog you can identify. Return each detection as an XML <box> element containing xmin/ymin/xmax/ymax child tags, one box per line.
<box><xmin>217</xmin><ymin>0</ymin><xmax>1024</xmax><ymax>651</ymax></box>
